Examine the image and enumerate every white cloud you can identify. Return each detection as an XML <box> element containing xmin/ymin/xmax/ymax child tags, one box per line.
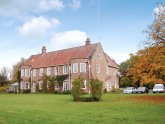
<box><xmin>108</xmin><ymin>51</ymin><xmax>130</xmax><ymax>64</ymax></box>
<box><xmin>19</xmin><ymin>16</ymin><xmax>61</xmax><ymax>40</ymax></box>
<box><xmin>38</xmin><ymin>0</ymin><xmax>65</xmax><ymax>11</ymax></box>
<box><xmin>68</xmin><ymin>0</ymin><xmax>81</xmax><ymax>9</ymax></box>
<box><xmin>51</xmin><ymin>30</ymin><xmax>87</xmax><ymax>50</ymax></box>
<box><xmin>0</xmin><ymin>0</ymin><xmax>65</xmax><ymax>18</ymax></box>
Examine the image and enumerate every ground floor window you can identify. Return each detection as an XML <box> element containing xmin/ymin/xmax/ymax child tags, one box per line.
<box><xmin>63</xmin><ymin>81</ymin><xmax>69</xmax><ymax>91</ymax></box>
<box><xmin>21</xmin><ymin>82</ymin><xmax>30</xmax><ymax>89</ymax></box>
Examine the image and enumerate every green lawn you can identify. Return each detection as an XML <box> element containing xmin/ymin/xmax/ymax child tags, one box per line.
<box><xmin>0</xmin><ymin>93</ymin><xmax>164</xmax><ymax>124</ymax></box>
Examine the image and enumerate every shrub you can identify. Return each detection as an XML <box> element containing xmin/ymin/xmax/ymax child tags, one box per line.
<box><xmin>22</xmin><ymin>89</ymin><xmax>31</xmax><ymax>94</ymax></box>
<box><xmin>63</xmin><ymin>90</ymin><xmax>71</xmax><ymax>94</ymax></box>
<box><xmin>104</xmin><ymin>88</ymin><xmax>107</xmax><ymax>93</ymax></box>
<box><xmin>72</xmin><ymin>77</ymin><xmax>83</xmax><ymax>101</ymax></box>
<box><xmin>0</xmin><ymin>87</ymin><xmax>6</xmax><ymax>93</ymax></box>
<box><xmin>81</xmin><ymin>96</ymin><xmax>100</xmax><ymax>102</ymax></box>
<box><xmin>90</xmin><ymin>79</ymin><xmax>103</xmax><ymax>101</ymax></box>
<box><xmin>48</xmin><ymin>82</ymin><xmax>55</xmax><ymax>93</ymax></box>
<box><xmin>111</xmin><ymin>86</ymin><xmax>123</xmax><ymax>93</ymax></box>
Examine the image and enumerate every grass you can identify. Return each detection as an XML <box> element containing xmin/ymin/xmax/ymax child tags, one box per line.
<box><xmin>0</xmin><ymin>93</ymin><xmax>164</xmax><ymax>124</ymax></box>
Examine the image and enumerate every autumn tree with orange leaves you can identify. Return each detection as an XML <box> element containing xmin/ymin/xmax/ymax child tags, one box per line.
<box><xmin>119</xmin><ymin>4</ymin><xmax>165</xmax><ymax>88</ymax></box>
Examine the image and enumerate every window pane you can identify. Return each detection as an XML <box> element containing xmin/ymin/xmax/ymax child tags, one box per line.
<box><xmin>21</xmin><ymin>69</ymin><xmax>24</xmax><ymax>77</ymax></box>
<box><xmin>47</xmin><ymin>67</ymin><xmax>51</xmax><ymax>75</ymax></box>
<box><xmin>33</xmin><ymin>69</ymin><xmax>36</xmax><ymax>76</ymax></box>
<box><xmin>63</xmin><ymin>65</ymin><xmax>68</xmax><ymax>74</ymax></box>
<box><xmin>72</xmin><ymin>63</ymin><xmax>78</xmax><ymax>73</ymax></box>
<box><xmin>54</xmin><ymin>67</ymin><xmax>58</xmax><ymax>75</ymax></box>
<box><xmin>80</xmin><ymin>63</ymin><xmax>86</xmax><ymax>73</ymax></box>
<box><xmin>40</xmin><ymin>68</ymin><xmax>43</xmax><ymax>76</ymax></box>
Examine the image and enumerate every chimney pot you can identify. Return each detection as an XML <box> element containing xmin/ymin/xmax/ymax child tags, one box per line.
<box><xmin>85</xmin><ymin>37</ymin><xmax>91</xmax><ymax>46</ymax></box>
<box><xmin>42</xmin><ymin>46</ymin><xmax>46</xmax><ymax>54</ymax></box>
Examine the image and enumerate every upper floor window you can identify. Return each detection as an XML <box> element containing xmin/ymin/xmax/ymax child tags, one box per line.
<box><xmin>25</xmin><ymin>69</ymin><xmax>30</xmax><ymax>77</ymax></box>
<box><xmin>63</xmin><ymin>65</ymin><xmax>68</xmax><ymax>74</ymax></box>
<box><xmin>33</xmin><ymin>69</ymin><xmax>36</xmax><ymax>76</ymax></box>
<box><xmin>80</xmin><ymin>63</ymin><xmax>86</xmax><ymax>73</ymax></box>
<box><xmin>72</xmin><ymin>63</ymin><xmax>78</xmax><ymax>73</ymax></box>
<box><xmin>40</xmin><ymin>68</ymin><xmax>43</xmax><ymax>76</ymax></box>
<box><xmin>98</xmin><ymin>54</ymin><xmax>103</xmax><ymax>59</ymax></box>
<box><xmin>21</xmin><ymin>69</ymin><xmax>24</xmax><ymax>77</ymax></box>
<box><xmin>54</xmin><ymin>66</ymin><xmax>58</xmax><ymax>75</ymax></box>
<box><xmin>96</xmin><ymin>64</ymin><xmax>100</xmax><ymax>73</ymax></box>
<box><xmin>47</xmin><ymin>67</ymin><xmax>51</xmax><ymax>75</ymax></box>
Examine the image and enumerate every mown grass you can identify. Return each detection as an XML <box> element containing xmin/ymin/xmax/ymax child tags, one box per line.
<box><xmin>0</xmin><ymin>93</ymin><xmax>164</xmax><ymax>124</ymax></box>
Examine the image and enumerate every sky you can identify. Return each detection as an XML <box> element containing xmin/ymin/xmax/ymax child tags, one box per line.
<box><xmin>0</xmin><ymin>0</ymin><xmax>164</xmax><ymax>70</ymax></box>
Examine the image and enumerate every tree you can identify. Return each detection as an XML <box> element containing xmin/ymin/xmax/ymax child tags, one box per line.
<box><xmin>48</xmin><ymin>76</ymin><xmax>56</xmax><ymax>93</ymax></box>
<box><xmin>0</xmin><ymin>67</ymin><xmax>8</xmax><ymax>86</ymax></box>
<box><xmin>72</xmin><ymin>77</ymin><xmax>83</xmax><ymax>101</ymax></box>
<box><xmin>11</xmin><ymin>58</ymin><xmax>25</xmax><ymax>82</ymax></box>
<box><xmin>145</xmin><ymin>4</ymin><xmax>165</xmax><ymax>47</ymax></box>
<box><xmin>119</xmin><ymin>76</ymin><xmax>131</xmax><ymax>88</ymax></box>
<box><xmin>55</xmin><ymin>75</ymin><xmax>68</xmax><ymax>93</ymax></box>
<box><xmin>90</xmin><ymin>79</ymin><xmax>103</xmax><ymax>101</ymax></box>
<box><xmin>42</xmin><ymin>75</ymin><xmax>49</xmax><ymax>93</ymax></box>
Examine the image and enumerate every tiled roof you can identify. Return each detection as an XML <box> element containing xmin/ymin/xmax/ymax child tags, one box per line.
<box><xmin>24</xmin><ymin>43</ymin><xmax>97</xmax><ymax>68</ymax></box>
<box><xmin>104</xmin><ymin>53</ymin><xmax>119</xmax><ymax>69</ymax></box>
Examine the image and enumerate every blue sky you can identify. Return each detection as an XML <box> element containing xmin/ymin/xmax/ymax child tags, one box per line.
<box><xmin>0</xmin><ymin>0</ymin><xmax>164</xmax><ymax>69</ymax></box>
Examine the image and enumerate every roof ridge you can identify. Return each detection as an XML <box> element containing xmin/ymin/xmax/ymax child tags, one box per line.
<box><xmin>44</xmin><ymin>43</ymin><xmax>98</xmax><ymax>55</ymax></box>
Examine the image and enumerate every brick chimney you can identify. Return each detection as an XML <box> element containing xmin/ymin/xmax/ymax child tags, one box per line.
<box><xmin>42</xmin><ymin>46</ymin><xmax>46</xmax><ymax>54</ymax></box>
<box><xmin>85</xmin><ymin>37</ymin><xmax>91</xmax><ymax>46</ymax></box>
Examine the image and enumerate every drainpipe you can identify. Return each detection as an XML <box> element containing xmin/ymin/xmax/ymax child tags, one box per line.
<box><xmin>68</xmin><ymin>64</ymin><xmax>71</xmax><ymax>90</ymax></box>
<box><xmin>30</xmin><ymin>66</ymin><xmax>33</xmax><ymax>93</ymax></box>
<box><xmin>87</xmin><ymin>60</ymin><xmax>91</xmax><ymax>94</ymax></box>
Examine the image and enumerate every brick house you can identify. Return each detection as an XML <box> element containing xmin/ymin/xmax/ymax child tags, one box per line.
<box><xmin>20</xmin><ymin>38</ymin><xmax>119</xmax><ymax>93</ymax></box>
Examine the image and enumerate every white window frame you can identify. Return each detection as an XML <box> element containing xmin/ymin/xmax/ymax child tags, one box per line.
<box><xmin>21</xmin><ymin>69</ymin><xmax>24</xmax><ymax>77</ymax></box>
<box><xmin>40</xmin><ymin>68</ymin><xmax>43</xmax><ymax>76</ymax></box>
<box><xmin>47</xmin><ymin>67</ymin><xmax>51</xmax><ymax>76</ymax></box>
<box><xmin>25</xmin><ymin>69</ymin><xmax>30</xmax><ymax>77</ymax></box>
<box><xmin>33</xmin><ymin>69</ymin><xmax>36</xmax><ymax>76</ymax></box>
<box><xmin>96</xmin><ymin>64</ymin><xmax>100</xmax><ymax>73</ymax></box>
<box><xmin>54</xmin><ymin>66</ymin><xmax>58</xmax><ymax>75</ymax></box>
<box><xmin>63</xmin><ymin>65</ymin><xmax>68</xmax><ymax>74</ymax></box>
<box><xmin>63</xmin><ymin>81</ymin><xmax>68</xmax><ymax>91</ymax></box>
<box><xmin>72</xmin><ymin>63</ymin><xmax>78</xmax><ymax>73</ymax></box>
<box><xmin>80</xmin><ymin>63</ymin><xmax>86</xmax><ymax>73</ymax></box>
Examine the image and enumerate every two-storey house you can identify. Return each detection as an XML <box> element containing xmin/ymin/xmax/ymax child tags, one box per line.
<box><xmin>20</xmin><ymin>38</ymin><xmax>119</xmax><ymax>93</ymax></box>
